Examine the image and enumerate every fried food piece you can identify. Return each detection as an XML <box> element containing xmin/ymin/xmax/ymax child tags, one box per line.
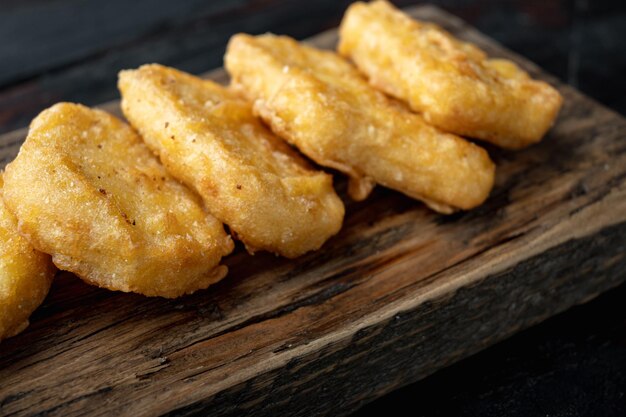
<box><xmin>119</xmin><ymin>65</ymin><xmax>344</xmax><ymax>258</ymax></box>
<box><xmin>338</xmin><ymin>1</ymin><xmax>563</xmax><ymax>149</ymax></box>
<box><xmin>0</xmin><ymin>175</ymin><xmax>55</xmax><ymax>341</ymax></box>
<box><xmin>3</xmin><ymin>103</ymin><xmax>233</xmax><ymax>298</ymax></box>
<box><xmin>225</xmin><ymin>34</ymin><xmax>494</xmax><ymax>213</ymax></box>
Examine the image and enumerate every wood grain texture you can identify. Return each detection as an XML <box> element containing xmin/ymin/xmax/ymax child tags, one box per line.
<box><xmin>1</xmin><ymin>5</ymin><xmax>626</xmax><ymax>416</ymax></box>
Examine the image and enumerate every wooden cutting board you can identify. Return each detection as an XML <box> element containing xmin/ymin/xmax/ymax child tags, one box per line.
<box><xmin>1</xmin><ymin>5</ymin><xmax>625</xmax><ymax>417</ymax></box>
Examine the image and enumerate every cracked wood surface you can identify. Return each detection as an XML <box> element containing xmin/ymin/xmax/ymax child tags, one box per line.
<box><xmin>1</xmin><ymin>5</ymin><xmax>626</xmax><ymax>417</ymax></box>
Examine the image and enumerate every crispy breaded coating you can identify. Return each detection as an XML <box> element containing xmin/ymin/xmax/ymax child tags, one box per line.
<box><xmin>3</xmin><ymin>103</ymin><xmax>233</xmax><ymax>298</ymax></box>
<box><xmin>225</xmin><ymin>34</ymin><xmax>495</xmax><ymax>213</ymax></box>
<box><xmin>338</xmin><ymin>1</ymin><xmax>563</xmax><ymax>149</ymax></box>
<box><xmin>0</xmin><ymin>175</ymin><xmax>55</xmax><ymax>341</ymax></box>
<box><xmin>119</xmin><ymin>64</ymin><xmax>344</xmax><ymax>258</ymax></box>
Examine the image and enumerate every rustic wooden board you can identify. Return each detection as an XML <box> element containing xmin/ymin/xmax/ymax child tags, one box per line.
<box><xmin>1</xmin><ymin>5</ymin><xmax>625</xmax><ymax>417</ymax></box>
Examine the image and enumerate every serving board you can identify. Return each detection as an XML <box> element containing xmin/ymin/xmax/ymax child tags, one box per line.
<box><xmin>1</xmin><ymin>5</ymin><xmax>625</xmax><ymax>417</ymax></box>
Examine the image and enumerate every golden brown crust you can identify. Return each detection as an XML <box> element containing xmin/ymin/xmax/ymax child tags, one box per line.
<box><xmin>225</xmin><ymin>33</ymin><xmax>495</xmax><ymax>212</ymax></box>
<box><xmin>3</xmin><ymin>103</ymin><xmax>233</xmax><ymax>298</ymax></box>
<box><xmin>338</xmin><ymin>1</ymin><xmax>563</xmax><ymax>149</ymax></box>
<box><xmin>119</xmin><ymin>64</ymin><xmax>344</xmax><ymax>258</ymax></box>
<box><xmin>0</xmin><ymin>175</ymin><xmax>55</xmax><ymax>341</ymax></box>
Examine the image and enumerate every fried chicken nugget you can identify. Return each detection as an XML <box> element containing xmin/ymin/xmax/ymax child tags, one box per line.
<box><xmin>225</xmin><ymin>34</ymin><xmax>495</xmax><ymax>213</ymax></box>
<box><xmin>338</xmin><ymin>1</ymin><xmax>563</xmax><ymax>149</ymax></box>
<box><xmin>119</xmin><ymin>65</ymin><xmax>344</xmax><ymax>258</ymax></box>
<box><xmin>0</xmin><ymin>176</ymin><xmax>55</xmax><ymax>341</ymax></box>
<box><xmin>3</xmin><ymin>103</ymin><xmax>233</xmax><ymax>298</ymax></box>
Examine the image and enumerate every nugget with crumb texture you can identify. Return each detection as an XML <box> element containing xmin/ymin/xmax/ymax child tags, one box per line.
<box><xmin>119</xmin><ymin>65</ymin><xmax>344</xmax><ymax>258</ymax></box>
<box><xmin>226</xmin><ymin>34</ymin><xmax>495</xmax><ymax>213</ymax></box>
<box><xmin>0</xmin><ymin>175</ymin><xmax>55</xmax><ymax>341</ymax></box>
<box><xmin>338</xmin><ymin>1</ymin><xmax>563</xmax><ymax>149</ymax></box>
<box><xmin>3</xmin><ymin>103</ymin><xmax>233</xmax><ymax>298</ymax></box>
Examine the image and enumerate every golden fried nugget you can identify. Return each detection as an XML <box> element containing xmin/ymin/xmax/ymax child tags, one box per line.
<box><xmin>338</xmin><ymin>1</ymin><xmax>563</xmax><ymax>149</ymax></box>
<box><xmin>3</xmin><ymin>103</ymin><xmax>233</xmax><ymax>298</ymax></box>
<box><xmin>225</xmin><ymin>34</ymin><xmax>494</xmax><ymax>213</ymax></box>
<box><xmin>119</xmin><ymin>65</ymin><xmax>344</xmax><ymax>258</ymax></box>
<box><xmin>0</xmin><ymin>175</ymin><xmax>55</xmax><ymax>341</ymax></box>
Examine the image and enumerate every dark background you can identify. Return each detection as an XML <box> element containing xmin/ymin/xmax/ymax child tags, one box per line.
<box><xmin>2</xmin><ymin>1</ymin><xmax>625</xmax><ymax>416</ymax></box>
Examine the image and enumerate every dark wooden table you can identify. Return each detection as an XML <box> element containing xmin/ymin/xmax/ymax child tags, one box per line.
<box><xmin>1</xmin><ymin>1</ymin><xmax>625</xmax><ymax>416</ymax></box>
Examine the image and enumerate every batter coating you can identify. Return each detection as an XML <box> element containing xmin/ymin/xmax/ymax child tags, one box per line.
<box><xmin>225</xmin><ymin>34</ymin><xmax>495</xmax><ymax>213</ymax></box>
<box><xmin>338</xmin><ymin>1</ymin><xmax>563</xmax><ymax>149</ymax></box>
<box><xmin>3</xmin><ymin>103</ymin><xmax>233</xmax><ymax>298</ymax></box>
<box><xmin>0</xmin><ymin>175</ymin><xmax>55</xmax><ymax>342</ymax></box>
<box><xmin>119</xmin><ymin>65</ymin><xmax>344</xmax><ymax>258</ymax></box>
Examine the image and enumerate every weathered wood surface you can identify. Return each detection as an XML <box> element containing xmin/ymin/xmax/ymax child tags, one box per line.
<box><xmin>1</xmin><ymin>5</ymin><xmax>626</xmax><ymax>417</ymax></box>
